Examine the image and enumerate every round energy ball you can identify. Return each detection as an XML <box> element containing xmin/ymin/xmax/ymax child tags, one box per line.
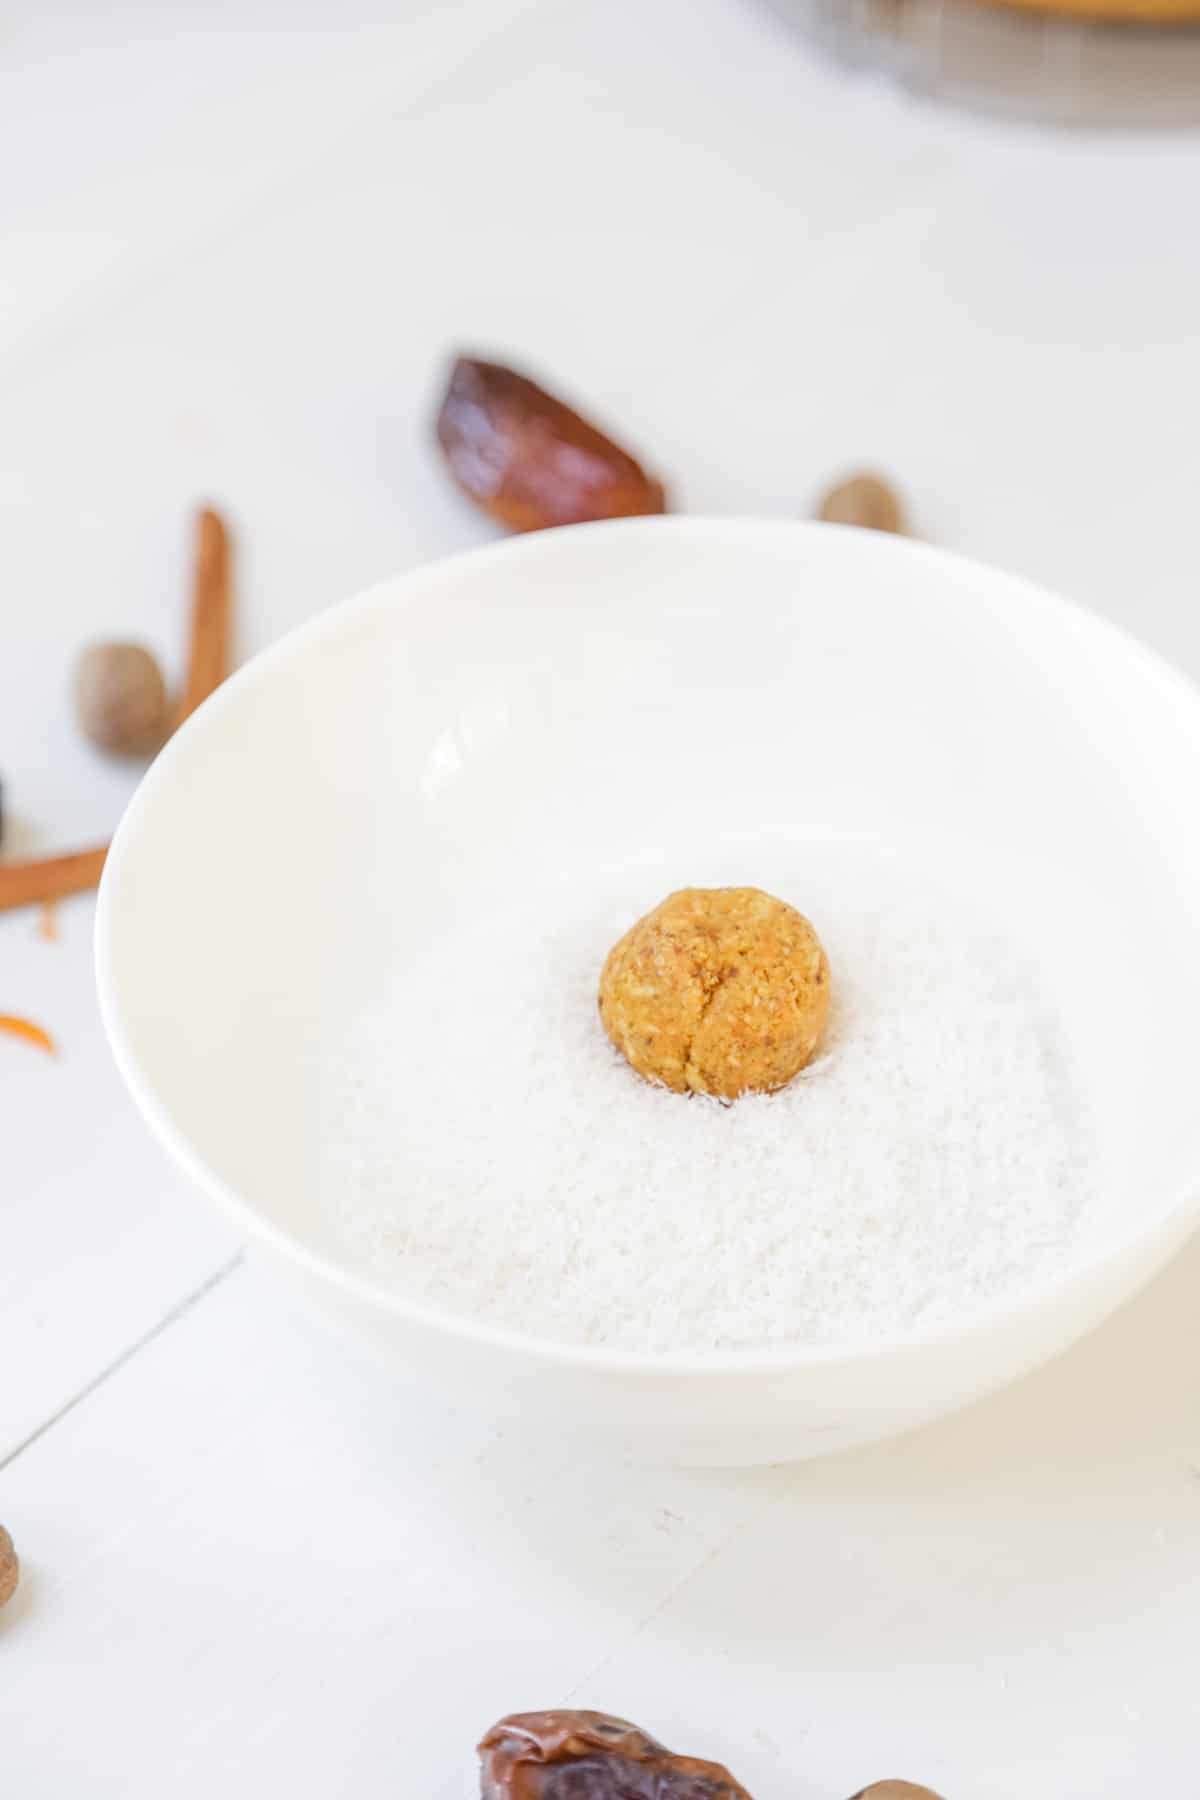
<box><xmin>598</xmin><ymin>886</ymin><xmax>830</xmax><ymax>1100</ymax></box>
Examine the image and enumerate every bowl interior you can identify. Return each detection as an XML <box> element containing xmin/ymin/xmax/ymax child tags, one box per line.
<box><xmin>98</xmin><ymin>519</ymin><xmax>1200</xmax><ymax>1344</ymax></box>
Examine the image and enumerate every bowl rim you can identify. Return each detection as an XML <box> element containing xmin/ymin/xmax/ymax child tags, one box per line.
<box><xmin>95</xmin><ymin>514</ymin><xmax>1200</xmax><ymax>1376</ymax></box>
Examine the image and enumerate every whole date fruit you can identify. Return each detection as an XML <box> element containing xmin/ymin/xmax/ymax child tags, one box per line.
<box><xmin>436</xmin><ymin>357</ymin><xmax>667</xmax><ymax>532</ymax></box>
<box><xmin>478</xmin><ymin>1711</ymin><xmax>752</xmax><ymax>1800</ymax></box>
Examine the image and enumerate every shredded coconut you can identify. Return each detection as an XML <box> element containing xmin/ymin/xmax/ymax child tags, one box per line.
<box><xmin>318</xmin><ymin>851</ymin><xmax>1102</xmax><ymax>1353</ymax></box>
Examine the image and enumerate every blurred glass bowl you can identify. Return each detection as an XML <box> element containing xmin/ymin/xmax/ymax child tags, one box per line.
<box><xmin>769</xmin><ymin>0</ymin><xmax>1200</xmax><ymax>124</ymax></box>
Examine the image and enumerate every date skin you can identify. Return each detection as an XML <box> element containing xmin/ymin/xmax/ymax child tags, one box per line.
<box><xmin>478</xmin><ymin>1711</ymin><xmax>752</xmax><ymax>1800</ymax></box>
<box><xmin>436</xmin><ymin>358</ymin><xmax>667</xmax><ymax>532</ymax></box>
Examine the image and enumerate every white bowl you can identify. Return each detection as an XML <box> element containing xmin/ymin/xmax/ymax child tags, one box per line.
<box><xmin>97</xmin><ymin>518</ymin><xmax>1200</xmax><ymax>1465</ymax></box>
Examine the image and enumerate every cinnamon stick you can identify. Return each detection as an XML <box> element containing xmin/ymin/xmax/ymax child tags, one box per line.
<box><xmin>0</xmin><ymin>845</ymin><xmax>108</xmax><ymax>913</ymax></box>
<box><xmin>0</xmin><ymin>505</ymin><xmax>234</xmax><ymax>914</ymax></box>
<box><xmin>37</xmin><ymin>897</ymin><xmax>61</xmax><ymax>942</ymax></box>
<box><xmin>177</xmin><ymin>506</ymin><xmax>232</xmax><ymax>727</ymax></box>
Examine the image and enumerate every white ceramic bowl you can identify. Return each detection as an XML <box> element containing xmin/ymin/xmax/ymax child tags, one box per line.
<box><xmin>97</xmin><ymin>518</ymin><xmax>1200</xmax><ymax>1465</ymax></box>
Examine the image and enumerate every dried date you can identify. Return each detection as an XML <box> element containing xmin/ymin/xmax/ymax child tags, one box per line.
<box><xmin>436</xmin><ymin>358</ymin><xmax>667</xmax><ymax>532</ymax></box>
<box><xmin>478</xmin><ymin>1711</ymin><xmax>752</xmax><ymax>1800</ymax></box>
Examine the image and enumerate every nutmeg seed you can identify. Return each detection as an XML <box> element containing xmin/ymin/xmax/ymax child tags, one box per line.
<box><xmin>0</xmin><ymin>1524</ymin><xmax>19</xmax><ymax>1609</ymax></box>
<box><xmin>817</xmin><ymin>471</ymin><xmax>906</xmax><ymax>535</ymax></box>
<box><xmin>75</xmin><ymin>641</ymin><xmax>170</xmax><ymax>757</ymax></box>
<box><xmin>849</xmin><ymin>1783</ymin><xmax>946</xmax><ymax>1799</ymax></box>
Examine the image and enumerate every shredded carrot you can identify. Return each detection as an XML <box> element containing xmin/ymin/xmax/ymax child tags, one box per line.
<box><xmin>37</xmin><ymin>899</ymin><xmax>60</xmax><ymax>943</ymax></box>
<box><xmin>0</xmin><ymin>1014</ymin><xmax>57</xmax><ymax>1056</ymax></box>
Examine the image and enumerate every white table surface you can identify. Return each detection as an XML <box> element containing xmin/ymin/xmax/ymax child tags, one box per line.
<box><xmin>3</xmin><ymin>4</ymin><xmax>1199</xmax><ymax>1793</ymax></box>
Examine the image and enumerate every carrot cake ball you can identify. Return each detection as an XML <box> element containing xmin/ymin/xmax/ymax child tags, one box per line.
<box><xmin>598</xmin><ymin>886</ymin><xmax>829</xmax><ymax>1100</ymax></box>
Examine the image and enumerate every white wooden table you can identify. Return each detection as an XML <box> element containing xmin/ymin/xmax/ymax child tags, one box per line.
<box><xmin>3</xmin><ymin>5</ymin><xmax>1199</xmax><ymax>1793</ymax></box>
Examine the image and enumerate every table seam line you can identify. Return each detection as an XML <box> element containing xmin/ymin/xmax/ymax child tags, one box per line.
<box><xmin>0</xmin><ymin>1249</ymin><xmax>244</xmax><ymax>1474</ymax></box>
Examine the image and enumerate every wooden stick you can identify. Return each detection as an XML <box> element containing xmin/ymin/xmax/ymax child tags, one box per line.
<box><xmin>177</xmin><ymin>505</ymin><xmax>232</xmax><ymax>726</ymax></box>
<box><xmin>0</xmin><ymin>845</ymin><xmax>108</xmax><ymax>913</ymax></box>
<box><xmin>0</xmin><ymin>507</ymin><xmax>233</xmax><ymax>915</ymax></box>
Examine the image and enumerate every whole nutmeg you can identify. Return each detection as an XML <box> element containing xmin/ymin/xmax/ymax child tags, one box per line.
<box><xmin>849</xmin><ymin>1783</ymin><xmax>946</xmax><ymax>1799</ymax></box>
<box><xmin>817</xmin><ymin>471</ymin><xmax>906</xmax><ymax>535</ymax></box>
<box><xmin>0</xmin><ymin>1524</ymin><xmax>19</xmax><ymax>1609</ymax></box>
<box><xmin>74</xmin><ymin>641</ymin><xmax>170</xmax><ymax>757</ymax></box>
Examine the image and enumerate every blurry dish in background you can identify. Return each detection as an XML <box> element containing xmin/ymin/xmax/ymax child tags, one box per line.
<box><xmin>767</xmin><ymin>0</ymin><xmax>1200</xmax><ymax>124</ymax></box>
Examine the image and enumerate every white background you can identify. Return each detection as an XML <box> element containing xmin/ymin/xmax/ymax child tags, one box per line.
<box><xmin>2</xmin><ymin>3</ymin><xmax>1199</xmax><ymax>1794</ymax></box>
